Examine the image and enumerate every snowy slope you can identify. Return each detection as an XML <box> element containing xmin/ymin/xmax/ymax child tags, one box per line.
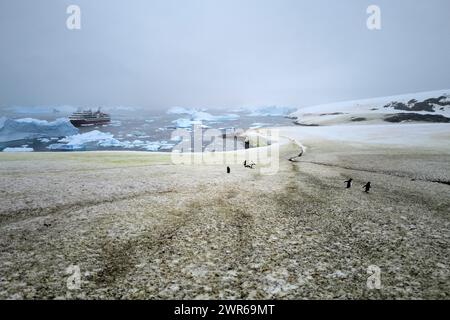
<box><xmin>279</xmin><ymin>123</ymin><xmax>450</xmax><ymax>150</ymax></box>
<box><xmin>290</xmin><ymin>90</ymin><xmax>450</xmax><ymax>126</ymax></box>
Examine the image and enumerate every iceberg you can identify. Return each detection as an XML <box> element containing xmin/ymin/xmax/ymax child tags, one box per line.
<box><xmin>246</xmin><ymin>106</ymin><xmax>297</xmax><ymax>117</ymax></box>
<box><xmin>0</xmin><ymin>117</ymin><xmax>6</xmax><ymax>130</ymax></box>
<box><xmin>171</xmin><ymin>112</ymin><xmax>239</xmax><ymax>128</ymax></box>
<box><xmin>168</xmin><ymin>107</ymin><xmax>239</xmax><ymax>124</ymax></box>
<box><xmin>56</xmin><ymin>130</ymin><xmax>122</xmax><ymax>149</ymax></box>
<box><xmin>48</xmin><ymin>130</ymin><xmax>121</xmax><ymax>150</ymax></box>
<box><xmin>190</xmin><ymin>111</ymin><xmax>216</xmax><ymax>121</ymax></box>
<box><xmin>0</xmin><ymin>118</ymin><xmax>79</xmax><ymax>143</ymax></box>
<box><xmin>167</xmin><ymin>107</ymin><xmax>199</xmax><ymax>115</ymax></box>
<box><xmin>172</xmin><ymin>118</ymin><xmax>202</xmax><ymax>128</ymax></box>
<box><xmin>141</xmin><ymin>142</ymin><xmax>162</xmax><ymax>151</ymax></box>
<box><xmin>159</xmin><ymin>142</ymin><xmax>176</xmax><ymax>150</ymax></box>
<box><xmin>191</xmin><ymin>111</ymin><xmax>240</xmax><ymax>122</ymax></box>
<box><xmin>47</xmin><ymin>130</ymin><xmax>172</xmax><ymax>152</ymax></box>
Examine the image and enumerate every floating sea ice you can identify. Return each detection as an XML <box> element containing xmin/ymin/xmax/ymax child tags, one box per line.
<box><xmin>47</xmin><ymin>144</ymin><xmax>85</xmax><ymax>151</ymax></box>
<box><xmin>141</xmin><ymin>143</ymin><xmax>161</xmax><ymax>151</ymax></box>
<box><xmin>167</xmin><ymin>107</ymin><xmax>199</xmax><ymax>115</ymax></box>
<box><xmin>97</xmin><ymin>139</ymin><xmax>123</xmax><ymax>148</ymax></box>
<box><xmin>245</xmin><ymin>106</ymin><xmax>297</xmax><ymax>117</ymax></box>
<box><xmin>51</xmin><ymin>130</ymin><xmax>122</xmax><ymax>149</ymax></box>
<box><xmin>129</xmin><ymin>130</ymin><xmax>147</xmax><ymax>137</ymax></box>
<box><xmin>171</xmin><ymin>135</ymin><xmax>182</xmax><ymax>142</ymax></box>
<box><xmin>191</xmin><ymin>111</ymin><xmax>240</xmax><ymax>122</ymax></box>
<box><xmin>59</xmin><ymin>130</ymin><xmax>117</xmax><ymax>145</ymax></box>
<box><xmin>2</xmin><ymin>147</ymin><xmax>34</xmax><ymax>152</ymax></box>
<box><xmin>172</xmin><ymin>118</ymin><xmax>202</xmax><ymax>128</ymax></box>
<box><xmin>108</xmin><ymin>120</ymin><xmax>122</xmax><ymax>127</ymax></box>
<box><xmin>159</xmin><ymin>145</ymin><xmax>174</xmax><ymax>150</ymax></box>
<box><xmin>131</xmin><ymin>140</ymin><xmax>146</xmax><ymax>146</ymax></box>
<box><xmin>159</xmin><ymin>140</ymin><xmax>175</xmax><ymax>150</ymax></box>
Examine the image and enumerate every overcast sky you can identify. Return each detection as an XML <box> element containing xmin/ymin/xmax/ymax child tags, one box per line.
<box><xmin>0</xmin><ymin>0</ymin><xmax>449</xmax><ymax>111</ymax></box>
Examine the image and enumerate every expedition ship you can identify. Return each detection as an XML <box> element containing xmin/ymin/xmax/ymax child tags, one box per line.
<box><xmin>69</xmin><ymin>109</ymin><xmax>111</xmax><ymax>127</ymax></box>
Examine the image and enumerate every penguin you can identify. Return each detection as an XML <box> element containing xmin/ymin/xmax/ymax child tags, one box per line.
<box><xmin>344</xmin><ymin>178</ymin><xmax>353</xmax><ymax>189</ymax></box>
<box><xmin>363</xmin><ymin>182</ymin><xmax>371</xmax><ymax>193</ymax></box>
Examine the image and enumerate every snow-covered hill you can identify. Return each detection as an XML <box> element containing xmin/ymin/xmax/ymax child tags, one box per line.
<box><xmin>290</xmin><ymin>90</ymin><xmax>450</xmax><ymax>126</ymax></box>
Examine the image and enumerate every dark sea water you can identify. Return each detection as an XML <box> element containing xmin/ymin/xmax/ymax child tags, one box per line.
<box><xmin>0</xmin><ymin>109</ymin><xmax>295</xmax><ymax>152</ymax></box>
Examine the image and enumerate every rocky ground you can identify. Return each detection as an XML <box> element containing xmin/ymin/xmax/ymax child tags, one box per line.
<box><xmin>0</xmin><ymin>139</ymin><xmax>449</xmax><ymax>299</ymax></box>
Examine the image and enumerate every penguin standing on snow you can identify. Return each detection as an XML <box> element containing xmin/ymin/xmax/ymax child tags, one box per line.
<box><xmin>227</xmin><ymin>166</ymin><xmax>231</xmax><ymax>174</ymax></box>
<box><xmin>363</xmin><ymin>182</ymin><xmax>371</xmax><ymax>193</ymax></box>
<box><xmin>344</xmin><ymin>178</ymin><xmax>353</xmax><ymax>189</ymax></box>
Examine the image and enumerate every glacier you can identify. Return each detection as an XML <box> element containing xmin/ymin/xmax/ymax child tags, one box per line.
<box><xmin>0</xmin><ymin>118</ymin><xmax>79</xmax><ymax>143</ymax></box>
